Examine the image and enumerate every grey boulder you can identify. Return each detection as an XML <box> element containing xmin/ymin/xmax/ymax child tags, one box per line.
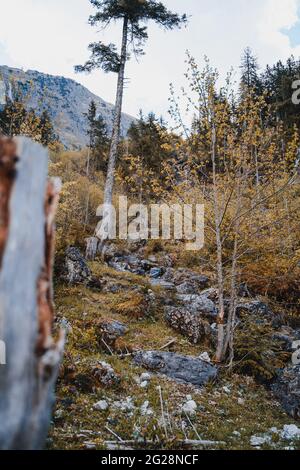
<box><xmin>176</xmin><ymin>294</ymin><xmax>217</xmax><ymax>319</ymax></box>
<box><xmin>272</xmin><ymin>365</ymin><xmax>300</xmax><ymax>419</ymax></box>
<box><xmin>133</xmin><ymin>351</ymin><xmax>217</xmax><ymax>388</ymax></box>
<box><xmin>64</xmin><ymin>247</ymin><xmax>92</xmax><ymax>284</ymax></box>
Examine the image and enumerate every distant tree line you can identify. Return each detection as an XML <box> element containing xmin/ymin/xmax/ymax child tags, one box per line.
<box><xmin>241</xmin><ymin>47</ymin><xmax>300</xmax><ymax>134</ymax></box>
<box><xmin>0</xmin><ymin>97</ymin><xmax>57</xmax><ymax>147</ymax></box>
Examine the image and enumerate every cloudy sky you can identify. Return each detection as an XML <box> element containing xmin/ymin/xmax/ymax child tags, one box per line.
<box><xmin>0</xmin><ymin>0</ymin><xmax>300</xmax><ymax>119</ymax></box>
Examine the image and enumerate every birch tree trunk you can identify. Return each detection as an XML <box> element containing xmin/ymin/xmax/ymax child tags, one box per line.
<box><xmin>0</xmin><ymin>136</ymin><xmax>64</xmax><ymax>450</ymax></box>
<box><xmin>87</xmin><ymin>16</ymin><xmax>129</xmax><ymax>259</ymax></box>
<box><xmin>223</xmin><ymin>173</ymin><xmax>242</xmax><ymax>365</ymax></box>
<box><xmin>211</xmin><ymin>128</ymin><xmax>226</xmax><ymax>363</ymax></box>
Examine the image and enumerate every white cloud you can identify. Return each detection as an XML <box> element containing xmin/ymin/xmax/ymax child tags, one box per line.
<box><xmin>0</xmin><ymin>0</ymin><xmax>300</xmax><ymax>118</ymax></box>
<box><xmin>258</xmin><ymin>0</ymin><xmax>300</xmax><ymax>59</ymax></box>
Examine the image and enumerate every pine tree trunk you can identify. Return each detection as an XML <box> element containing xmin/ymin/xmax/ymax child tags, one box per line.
<box><xmin>104</xmin><ymin>16</ymin><xmax>128</xmax><ymax>208</ymax></box>
<box><xmin>87</xmin><ymin>16</ymin><xmax>129</xmax><ymax>259</ymax></box>
<box><xmin>0</xmin><ymin>137</ymin><xmax>64</xmax><ymax>450</ymax></box>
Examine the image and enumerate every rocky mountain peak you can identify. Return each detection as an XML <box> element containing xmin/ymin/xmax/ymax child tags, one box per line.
<box><xmin>0</xmin><ymin>65</ymin><xmax>135</xmax><ymax>149</ymax></box>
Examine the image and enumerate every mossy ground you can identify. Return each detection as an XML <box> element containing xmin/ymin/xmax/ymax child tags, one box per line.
<box><xmin>49</xmin><ymin>262</ymin><xmax>300</xmax><ymax>451</ymax></box>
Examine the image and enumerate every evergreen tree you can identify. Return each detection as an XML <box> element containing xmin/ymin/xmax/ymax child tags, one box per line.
<box><xmin>240</xmin><ymin>48</ymin><xmax>262</xmax><ymax>95</ymax></box>
<box><xmin>0</xmin><ymin>99</ymin><xmax>57</xmax><ymax>147</ymax></box>
<box><xmin>0</xmin><ymin>99</ymin><xmax>27</xmax><ymax>136</ymax></box>
<box><xmin>76</xmin><ymin>0</ymin><xmax>187</xmax><ymax>251</ymax></box>
<box><xmin>262</xmin><ymin>56</ymin><xmax>300</xmax><ymax>132</ymax></box>
<box><xmin>39</xmin><ymin>110</ymin><xmax>57</xmax><ymax>147</ymax></box>
<box><xmin>85</xmin><ymin>100</ymin><xmax>109</xmax><ymax>172</ymax></box>
<box><xmin>127</xmin><ymin>111</ymin><xmax>172</xmax><ymax>174</ymax></box>
<box><xmin>86</xmin><ymin>100</ymin><xmax>98</xmax><ymax>150</ymax></box>
<box><xmin>93</xmin><ymin>115</ymin><xmax>109</xmax><ymax>171</ymax></box>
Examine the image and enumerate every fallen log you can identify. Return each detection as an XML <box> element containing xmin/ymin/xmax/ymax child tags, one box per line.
<box><xmin>0</xmin><ymin>136</ymin><xmax>64</xmax><ymax>450</ymax></box>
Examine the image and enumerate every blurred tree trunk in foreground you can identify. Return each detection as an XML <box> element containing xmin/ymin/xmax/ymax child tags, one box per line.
<box><xmin>0</xmin><ymin>136</ymin><xmax>64</xmax><ymax>450</ymax></box>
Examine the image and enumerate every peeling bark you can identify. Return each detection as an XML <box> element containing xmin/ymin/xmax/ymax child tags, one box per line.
<box><xmin>0</xmin><ymin>137</ymin><xmax>64</xmax><ymax>450</ymax></box>
<box><xmin>0</xmin><ymin>137</ymin><xmax>18</xmax><ymax>267</ymax></box>
<box><xmin>37</xmin><ymin>178</ymin><xmax>61</xmax><ymax>354</ymax></box>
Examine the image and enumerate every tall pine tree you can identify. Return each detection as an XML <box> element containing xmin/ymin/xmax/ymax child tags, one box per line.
<box><xmin>76</xmin><ymin>0</ymin><xmax>187</xmax><ymax>254</ymax></box>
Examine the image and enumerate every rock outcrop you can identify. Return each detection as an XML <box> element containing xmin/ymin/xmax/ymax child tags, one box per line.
<box><xmin>64</xmin><ymin>247</ymin><xmax>92</xmax><ymax>284</ymax></box>
<box><xmin>165</xmin><ymin>306</ymin><xmax>213</xmax><ymax>344</ymax></box>
<box><xmin>272</xmin><ymin>365</ymin><xmax>300</xmax><ymax>419</ymax></box>
<box><xmin>63</xmin><ymin>247</ymin><xmax>102</xmax><ymax>289</ymax></box>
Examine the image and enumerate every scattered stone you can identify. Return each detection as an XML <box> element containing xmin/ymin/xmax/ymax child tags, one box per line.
<box><xmin>249</xmin><ymin>425</ymin><xmax>300</xmax><ymax>449</ymax></box>
<box><xmin>54</xmin><ymin>409</ymin><xmax>64</xmax><ymax>419</ymax></box>
<box><xmin>112</xmin><ymin>397</ymin><xmax>135</xmax><ymax>414</ymax></box>
<box><xmin>140</xmin><ymin>381</ymin><xmax>148</xmax><ymax>388</ymax></box>
<box><xmin>102</xmin><ymin>243</ymin><xmax>124</xmax><ymax>262</ymax></box>
<box><xmin>146</xmin><ymin>289</ymin><xmax>156</xmax><ymax>303</ymax></box>
<box><xmin>141</xmin><ymin>259</ymin><xmax>157</xmax><ymax>271</ymax></box>
<box><xmin>103</xmin><ymin>282</ymin><xmax>126</xmax><ymax>294</ymax></box>
<box><xmin>223</xmin><ymin>386</ymin><xmax>231</xmax><ymax>395</ymax></box>
<box><xmin>238</xmin><ymin>398</ymin><xmax>245</xmax><ymax>405</ymax></box>
<box><xmin>58</xmin><ymin>317</ymin><xmax>72</xmax><ymax>334</ymax></box>
<box><xmin>133</xmin><ymin>351</ymin><xmax>218</xmax><ymax>388</ymax></box>
<box><xmin>250</xmin><ymin>435</ymin><xmax>271</xmax><ymax>447</ymax></box>
<box><xmin>107</xmin><ymin>252</ymin><xmax>159</xmax><ymax>276</ymax></box>
<box><xmin>84</xmin><ymin>442</ymin><xmax>96</xmax><ymax>450</ymax></box>
<box><xmin>236</xmin><ymin>300</ymin><xmax>272</xmax><ymax>319</ymax></box>
<box><xmin>109</xmin><ymin>259</ymin><xmax>132</xmax><ymax>273</ymax></box>
<box><xmin>93</xmin><ymin>400</ymin><xmax>109</xmax><ymax>411</ymax></box>
<box><xmin>182</xmin><ymin>399</ymin><xmax>197</xmax><ymax>416</ymax></box>
<box><xmin>149</xmin><ymin>267</ymin><xmax>164</xmax><ymax>279</ymax></box>
<box><xmin>163</xmin><ymin>268</ymin><xmax>209</xmax><ymax>288</ymax></box>
<box><xmin>281</xmin><ymin>424</ymin><xmax>300</xmax><ymax>440</ymax></box>
<box><xmin>199</xmin><ymin>352</ymin><xmax>211</xmax><ymax>363</ymax></box>
<box><xmin>96</xmin><ymin>320</ymin><xmax>128</xmax><ymax>350</ymax></box>
<box><xmin>140</xmin><ymin>401</ymin><xmax>153</xmax><ymax>416</ymax></box>
<box><xmin>140</xmin><ymin>372</ymin><xmax>152</xmax><ymax>382</ymax></box>
<box><xmin>92</xmin><ymin>361</ymin><xmax>121</xmax><ymax>388</ymax></box>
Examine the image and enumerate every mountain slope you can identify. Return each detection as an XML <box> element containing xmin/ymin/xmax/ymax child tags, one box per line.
<box><xmin>0</xmin><ymin>65</ymin><xmax>135</xmax><ymax>149</ymax></box>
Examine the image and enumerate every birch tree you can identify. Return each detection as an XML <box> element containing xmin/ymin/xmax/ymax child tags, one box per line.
<box><xmin>167</xmin><ymin>53</ymin><xmax>299</xmax><ymax>364</ymax></box>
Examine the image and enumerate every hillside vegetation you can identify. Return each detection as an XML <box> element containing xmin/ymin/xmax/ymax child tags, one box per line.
<box><xmin>1</xmin><ymin>50</ymin><xmax>300</xmax><ymax>450</ymax></box>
